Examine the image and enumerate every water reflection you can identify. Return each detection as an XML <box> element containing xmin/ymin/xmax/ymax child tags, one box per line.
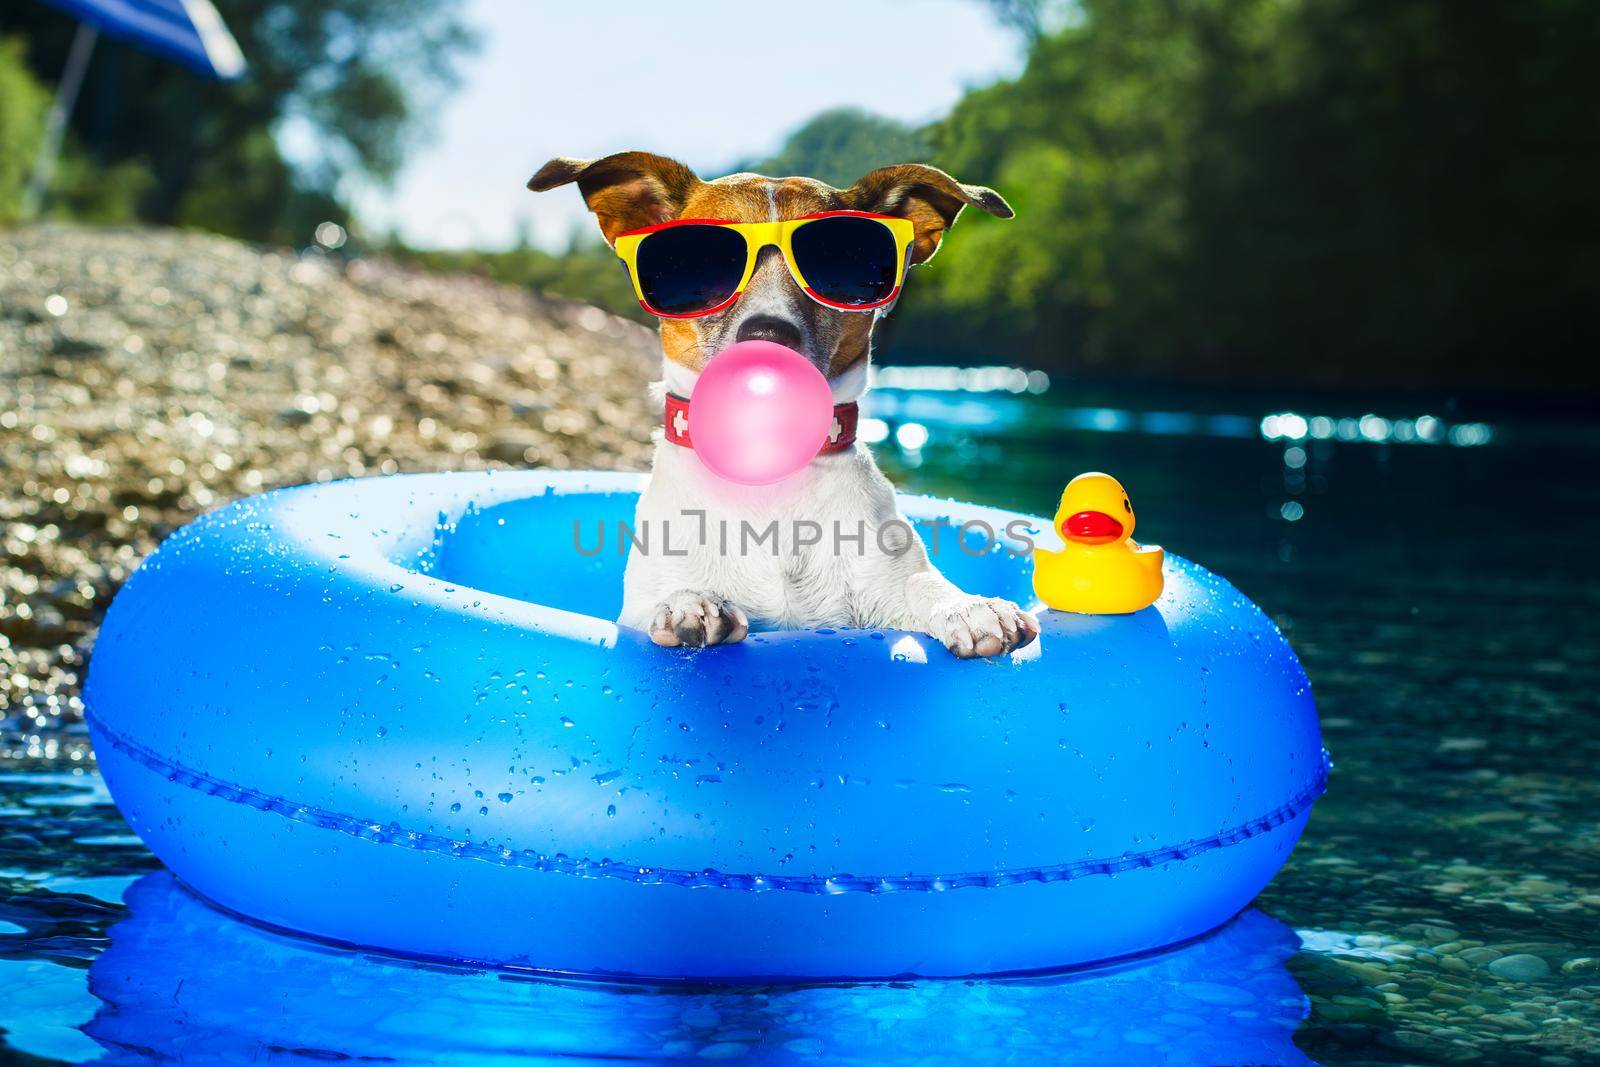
<box><xmin>81</xmin><ymin>873</ymin><xmax>1312</xmax><ymax>1065</ymax></box>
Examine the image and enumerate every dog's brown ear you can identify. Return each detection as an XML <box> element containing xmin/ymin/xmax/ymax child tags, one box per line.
<box><xmin>528</xmin><ymin>151</ymin><xmax>701</xmax><ymax>244</ymax></box>
<box><xmin>843</xmin><ymin>163</ymin><xmax>1013</xmax><ymax>265</ymax></box>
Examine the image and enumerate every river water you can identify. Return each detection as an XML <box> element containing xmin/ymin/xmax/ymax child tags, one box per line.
<box><xmin>2</xmin><ymin>379</ymin><xmax>1596</xmax><ymax>1064</ymax></box>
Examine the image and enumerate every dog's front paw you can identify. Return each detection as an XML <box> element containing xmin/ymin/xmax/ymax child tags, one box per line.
<box><xmin>928</xmin><ymin>595</ymin><xmax>1040</xmax><ymax>659</ymax></box>
<box><xmin>648</xmin><ymin>591</ymin><xmax>750</xmax><ymax>649</ymax></box>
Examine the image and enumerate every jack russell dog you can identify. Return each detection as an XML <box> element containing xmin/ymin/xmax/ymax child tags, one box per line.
<box><xmin>530</xmin><ymin>151</ymin><xmax>1039</xmax><ymax>658</ymax></box>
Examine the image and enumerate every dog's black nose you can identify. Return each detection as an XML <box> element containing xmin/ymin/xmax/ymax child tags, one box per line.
<box><xmin>735</xmin><ymin>315</ymin><xmax>804</xmax><ymax>350</ymax></box>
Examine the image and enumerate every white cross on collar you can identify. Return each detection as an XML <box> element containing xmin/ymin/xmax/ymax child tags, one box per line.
<box><xmin>672</xmin><ymin>408</ymin><xmax>690</xmax><ymax>438</ymax></box>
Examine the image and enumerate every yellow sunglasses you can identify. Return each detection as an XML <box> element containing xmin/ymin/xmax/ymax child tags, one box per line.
<box><xmin>613</xmin><ymin>211</ymin><xmax>916</xmax><ymax>319</ymax></box>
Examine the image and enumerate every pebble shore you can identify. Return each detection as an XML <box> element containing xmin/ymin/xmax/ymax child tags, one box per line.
<box><xmin>0</xmin><ymin>226</ymin><xmax>656</xmax><ymax>761</ymax></box>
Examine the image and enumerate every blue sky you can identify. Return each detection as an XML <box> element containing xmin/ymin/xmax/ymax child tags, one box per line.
<box><xmin>344</xmin><ymin>0</ymin><xmax>1021</xmax><ymax>250</ymax></box>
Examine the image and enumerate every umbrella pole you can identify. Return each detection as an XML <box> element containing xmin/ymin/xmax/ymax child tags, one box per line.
<box><xmin>21</xmin><ymin>22</ymin><xmax>99</xmax><ymax>221</ymax></box>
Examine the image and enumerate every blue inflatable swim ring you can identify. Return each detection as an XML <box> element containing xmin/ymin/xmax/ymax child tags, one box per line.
<box><xmin>85</xmin><ymin>470</ymin><xmax>1327</xmax><ymax>981</ymax></box>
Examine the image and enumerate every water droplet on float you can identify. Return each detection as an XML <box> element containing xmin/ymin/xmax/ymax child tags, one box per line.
<box><xmin>376</xmin><ymin>726</ymin><xmax>388</xmax><ymax>738</ymax></box>
<box><xmin>478</xmin><ymin>806</ymin><xmax>489</xmax><ymax>816</ymax></box>
<box><xmin>560</xmin><ymin>716</ymin><xmax>574</xmax><ymax>728</ymax></box>
<box><xmin>606</xmin><ymin>804</ymin><xmax>617</xmax><ymax>817</ymax></box>
<box><xmin>449</xmin><ymin>802</ymin><xmax>461</xmax><ymax>814</ymax></box>
<box><xmin>498</xmin><ymin>792</ymin><xmax>514</xmax><ymax>803</ymax></box>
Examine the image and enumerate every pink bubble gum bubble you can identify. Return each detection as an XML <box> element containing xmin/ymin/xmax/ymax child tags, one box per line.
<box><xmin>688</xmin><ymin>340</ymin><xmax>835</xmax><ymax>486</ymax></box>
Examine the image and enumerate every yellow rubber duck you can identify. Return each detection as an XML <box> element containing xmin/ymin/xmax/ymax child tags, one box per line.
<box><xmin>1032</xmin><ymin>472</ymin><xmax>1164</xmax><ymax>614</ymax></box>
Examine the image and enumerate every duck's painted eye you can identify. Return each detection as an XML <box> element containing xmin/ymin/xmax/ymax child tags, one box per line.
<box><xmin>1123</xmin><ymin>499</ymin><xmax>1132</xmax><ymax>512</ymax></box>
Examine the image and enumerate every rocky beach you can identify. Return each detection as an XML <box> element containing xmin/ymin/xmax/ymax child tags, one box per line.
<box><xmin>0</xmin><ymin>226</ymin><xmax>657</xmax><ymax>763</ymax></box>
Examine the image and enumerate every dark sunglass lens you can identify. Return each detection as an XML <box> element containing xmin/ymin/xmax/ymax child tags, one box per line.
<box><xmin>635</xmin><ymin>225</ymin><xmax>747</xmax><ymax>315</ymax></box>
<box><xmin>790</xmin><ymin>216</ymin><xmax>899</xmax><ymax>306</ymax></box>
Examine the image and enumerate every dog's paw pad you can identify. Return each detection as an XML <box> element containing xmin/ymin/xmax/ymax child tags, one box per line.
<box><xmin>649</xmin><ymin>591</ymin><xmax>749</xmax><ymax>649</ymax></box>
<box><xmin>929</xmin><ymin>596</ymin><xmax>1039</xmax><ymax>659</ymax></box>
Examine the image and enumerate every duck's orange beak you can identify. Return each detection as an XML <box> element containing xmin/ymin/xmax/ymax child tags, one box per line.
<box><xmin>1062</xmin><ymin>510</ymin><xmax>1124</xmax><ymax>545</ymax></box>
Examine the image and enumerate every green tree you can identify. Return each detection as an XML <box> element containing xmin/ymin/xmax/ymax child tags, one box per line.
<box><xmin>0</xmin><ymin>36</ymin><xmax>50</xmax><ymax>222</ymax></box>
<box><xmin>901</xmin><ymin>0</ymin><xmax>1224</xmax><ymax>372</ymax></box>
<box><xmin>1</xmin><ymin>0</ymin><xmax>474</xmax><ymax>243</ymax></box>
<box><xmin>1176</xmin><ymin>0</ymin><xmax>1600</xmax><ymax>388</ymax></box>
<box><xmin>904</xmin><ymin>0</ymin><xmax>1600</xmax><ymax>390</ymax></box>
<box><xmin>979</xmin><ymin>0</ymin><xmax>1079</xmax><ymax>42</ymax></box>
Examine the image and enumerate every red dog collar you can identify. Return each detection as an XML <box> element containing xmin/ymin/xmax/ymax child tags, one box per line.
<box><xmin>664</xmin><ymin>393</ymin><xmax>858</xmax><ymax>455</ymax></box>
